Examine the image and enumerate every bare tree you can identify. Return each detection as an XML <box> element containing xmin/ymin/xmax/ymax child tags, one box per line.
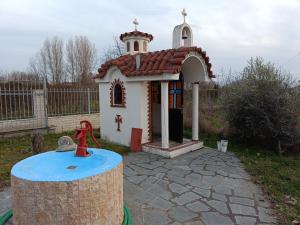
<box><xmin>29</xmin><ymin>36</ymin><xmax>64</xmax><ymax>83</ymax></box>
<box><xmin>9</xmin><ymin>71</ymin><xmax>39</xmax><ymax>81</ymax></box>
<box><xmin>65</xmin><ymin>39</ymin><xmax>76</xmax><ymax>82</ymax></box>
<box><xmin>65</xmin><ymin>36</ymin><xmax>97</xmax><ymax>84</ymax></box>
<box><xmin>28</xmin><ymin>53</ymin><xmax>47</xmax><ymax>79</ymax></box>
<box><xmin>0</xmin><ymin>70</ymin><xmax>39</xmax><ymax>81</ymax></box>
<box><xmin>29</xmin><ymin>35</ymin><xmax>99</xmax><ymax>85</ymax></box>
<box><xmin>101</xmin><ymin>36</ymin><xmax>124</xmax><ymax>62</ymax></box>
<box><xmin>45</xmin><ymin>37</ymin><xmax>64</xmax><ymax>83</ymax></box>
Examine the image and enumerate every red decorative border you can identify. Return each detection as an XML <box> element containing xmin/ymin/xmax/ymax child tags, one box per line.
<box><xmin>147</xmin><ymin>81</ymin><xmax>152</xmax><ymax>142</ymax></box>
<box><xmin>110</xmin><ymin>79</ymin><xmax>126</xmax><ymax>108</ymax></box>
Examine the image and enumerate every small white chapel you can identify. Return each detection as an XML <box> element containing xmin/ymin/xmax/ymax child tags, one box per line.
<box><xmin>95</xmin><ymin>9</ymin><xmax>215</xmax><ymax>158</ymax></box>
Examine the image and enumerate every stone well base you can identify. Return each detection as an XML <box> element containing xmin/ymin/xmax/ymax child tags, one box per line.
<box><xmin>11</xmin><ymin>162</ymin><xmax>123</xmax><ymax>225</ymax></box>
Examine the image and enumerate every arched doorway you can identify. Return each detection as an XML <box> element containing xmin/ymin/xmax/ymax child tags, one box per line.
<box><xmin>168</xmin><ymin>55</ymin><xmax>208</xmax><ymax>143</ymax></box>
<box><xmin>150</xmin><ymin>54</ymin><xmax>210</xmax><ymax>147</ymax></box>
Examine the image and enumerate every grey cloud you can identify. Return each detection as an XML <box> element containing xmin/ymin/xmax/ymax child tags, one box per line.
<box><xmin>0</xmin><ymin>0</ymin><xmax>299</xmax><ymax>79</ymax></box>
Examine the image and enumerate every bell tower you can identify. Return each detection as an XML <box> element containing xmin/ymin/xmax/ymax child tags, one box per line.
<box><xmin>172</xmin><ymin>9</ymin><xmax>193</xmax><ymax>49</ymax></box>
<box><xmin>120</xmin><ymin>19</ymin><xmax>153</xmax><ymax>55</ymax></box>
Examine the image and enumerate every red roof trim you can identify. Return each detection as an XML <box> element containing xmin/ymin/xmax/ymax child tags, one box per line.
<box><xmin>120</xmin><ymin>31</ymin><xmax>154</xmax><ymax>41</ymax></box>
<box><xmin>96</xmin><ymin>47</ymin><xmax>215</xmax><ymax>79</ymax></box>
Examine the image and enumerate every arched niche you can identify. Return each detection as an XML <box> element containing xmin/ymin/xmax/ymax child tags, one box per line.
<box><xmin>110</xmin><ymin>78</ymin><xmax>126</xmax><ymax>107</ymax></box>
<box><xmin>181</xmin><ymin>26</ymin><xmax>192</xmax><ymax>47</ymax></box>
<box><xmin>126</xmin><ymin>42</ymin><xmax>130</xmax><ymax>52</ymax></box>
<box><xmin>134</xmin><ymin>41</ymin><xmax>139</xmax><ymax>51</ymax></box>
<box><xmin>181</xmin><ymin>54</ymin><xmax>208</xmax><ymax>85</ymax></box>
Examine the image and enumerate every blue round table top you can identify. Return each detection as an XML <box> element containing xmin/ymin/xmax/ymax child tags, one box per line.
<box><xmin>11</xmin><ymin>148</ymin><xmax>122</xmax><ymax>182</ymax></box>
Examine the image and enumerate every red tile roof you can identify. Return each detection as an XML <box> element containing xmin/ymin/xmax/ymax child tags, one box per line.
<box><xmin>120</xmin><ymin>31</ymin><xmax>154</xmax><ymax>41</ymax></box>
<box><xmin>96</xmin><ymin>47</ymin><xmax>214</xmax><ymax>79</ymax></box>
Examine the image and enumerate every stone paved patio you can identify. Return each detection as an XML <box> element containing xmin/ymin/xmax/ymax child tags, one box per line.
<box><xmin>123</xmin><ymin>147</ymin><xmax>277</xmax><ymax>225</ymax></box>
<box><xmin>0</xmin><ymin>147</ymin><xmax>277</xmax><ymax>225</ymax></box>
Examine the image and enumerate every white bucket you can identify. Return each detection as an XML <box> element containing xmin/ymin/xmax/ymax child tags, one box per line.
<box><xmin>217</xmin><ymin>141</ymin><xmax>221</xmax><ymax>151</ymax></box>
<box><xmin>221</xmin><ymin>140</ymin><xmax>228</xmax><ymax>153</ymax></box>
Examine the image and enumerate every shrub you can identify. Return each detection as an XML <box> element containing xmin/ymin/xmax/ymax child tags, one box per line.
<box><xmin>221</xmin><ymin>57</ymin><xmax>300</xmax><ymax>153</ymax></box>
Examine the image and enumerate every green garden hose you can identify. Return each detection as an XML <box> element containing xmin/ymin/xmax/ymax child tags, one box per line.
<box><xmin>0</xmin><ymin>209</ymin><xmax>12</xmax><ymax>225</ymax></box>
<box><xmin>123</xmin><ymin>203</ymin><xmax>132</xmax><ymax>225</ymax></box>
<box><xmin>0</xmin><ymin>204</ymin><xmax>132</xmax><ymax>225</ymax></box>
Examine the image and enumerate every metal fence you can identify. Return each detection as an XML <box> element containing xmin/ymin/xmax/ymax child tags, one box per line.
<box><xmin>0</xmin><ymin>77</ymin><xmax>99</xmax><ymax>134</ymax></box>
<box><xmin>47</xmin><ymin>87</ymin><xmax>99</xmax><ymax>117</ymax></box>
<box><xmin>0</xmin><ymin>79</ymin><xmax>43</xmax><ymax>120</ymax></box>
<box><xmin>0</xmin><ymin>78</ymin><xmax>47</xmax><ymax>133</ymax></box>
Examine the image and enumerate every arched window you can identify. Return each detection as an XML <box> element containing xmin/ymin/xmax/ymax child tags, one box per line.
<box><xmin>110</xmin><ymin>79</ymin><xmax>126</xmax><ymax>107</ymax></box>
<box><xmin>143</xmin><ymin>41</ymin><xmax>147</xmax><ymax>52</ymax></box>
<box><xmin>114</xmin><ymin>84</ymin><xmax>122</xmax><ymax>105</ymax></box>
<box><xmin>134</xmin><ymin>41</ymin><xmax>139</xmax><ymax>51</ymax></box>
<box><xmin>126</xmin><ymin>42</ymin><xmax>130</xmax><ymax>52</ymax></box>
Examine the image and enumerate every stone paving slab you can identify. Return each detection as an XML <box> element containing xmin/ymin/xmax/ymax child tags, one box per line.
<box><xmin>124</xmin><ymin>147</ymin><xmax>277</xmax><ymax>225</ymax></box>
<box><xmin>0</xmin><ymin>147</ymin><xmax>277</xmax><ymax>225</ymax></box>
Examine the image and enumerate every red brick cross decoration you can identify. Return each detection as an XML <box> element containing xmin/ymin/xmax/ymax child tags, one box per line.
<box><xmin>115</xmin><ymin>114</ymin><xmax>122</xmax><ymax>131</ymax></box>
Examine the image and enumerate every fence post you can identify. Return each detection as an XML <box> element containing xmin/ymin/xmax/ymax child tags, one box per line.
<box><xmin>43</xmin><ymin>77</ymin><xmax>48</xmax><ymax>128</ymax></box>
<box><xmin>87</xmin><ymin>88</ymin><xmax>91</xmax><ymax>114</ymax></box>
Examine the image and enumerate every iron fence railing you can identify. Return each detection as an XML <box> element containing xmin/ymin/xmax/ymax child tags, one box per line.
<box><xmin>47</xmin><ymin>87</ymin><xmax>99</xmax><ymax>117</ymax></box>
<box><xmin>0</xmin><ymin>77</ymin><xmax>47</xmax><ymax>133</ymax></box>
<box><xmin>0</xmin><ymin>76</ymin><xmax>100</xmax><ymax>133</ymax></box>
<box><xmin>0</xmin><ymin>90</ymin><xmax>33</xmax><ymax>120</ymax></box>
<box><xmin>0</xmin><ymin>79</ymin><xmax>43</xmax><ymax>121</ymax></box>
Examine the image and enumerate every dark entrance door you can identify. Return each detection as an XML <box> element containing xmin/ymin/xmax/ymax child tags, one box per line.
<box><xmin>169</xmin><ymin>109</ymin><xmax>183</xmax><ymax>142</ymax></box>
<box><xmin>169</xmin><ymin>74</ymin><xmax>183</xmax><ymax>143</ymax></box>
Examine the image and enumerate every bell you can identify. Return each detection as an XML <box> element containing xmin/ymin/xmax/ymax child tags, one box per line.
<box><xmin>182</xmin><ymin>29</ymin><xmax>188</xmax><ymax>39</ymax></box>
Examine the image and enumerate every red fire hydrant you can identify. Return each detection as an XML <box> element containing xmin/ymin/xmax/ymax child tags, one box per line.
<box><xmin>73</xmin><ymin>120</ymin><xmax>100</xmax><ymax>157</ymax></box>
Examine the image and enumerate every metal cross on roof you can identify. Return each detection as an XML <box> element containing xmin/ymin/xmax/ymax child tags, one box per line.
<box><xmin>133</xmin><ymin>18</ymin><xmax>139</xmax><ymax>31</ymax></box>
<box><xmin>182</xmin><ymin>8</ymin><xmax>187</xmax><ymax>23</ymax></box>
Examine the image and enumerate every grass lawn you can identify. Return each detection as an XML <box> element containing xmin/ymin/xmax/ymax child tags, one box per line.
<box><xmin>0</xmin><ymin>131</ymin><xmax>129</xmax><ymax>189</ymax></box>
<box><xmin>199</xmin><ymin>133</ymin><xmax>300</xmax><ymax>225</ymax></box>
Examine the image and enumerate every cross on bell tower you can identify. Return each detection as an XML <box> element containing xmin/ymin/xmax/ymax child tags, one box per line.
<box><xmin>182</xmin><ymin>8</ymin><xmax>187</xmax><ymax>23</ymax></box>
<box><xmin>133</xmin><ymin>18</ymin><xmax>139</xmax><ymax>31</ymax></box>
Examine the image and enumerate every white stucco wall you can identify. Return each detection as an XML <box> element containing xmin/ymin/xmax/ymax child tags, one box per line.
<box><xmin>99</xmin><ymin>68</ymin><xmax>149</xmax><ymax>146</ymax></box>
<box><xmin>152</xmin><ymin>103</ymin><xmax>161</xmax><ymax>135</ymax></box>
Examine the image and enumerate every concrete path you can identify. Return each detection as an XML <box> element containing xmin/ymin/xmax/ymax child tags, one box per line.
<box><xmin>0</xmin><ymin>147</ymin><xmax>277</xmax><ymax>225</ymax></box>
<box><xmin>124</xmin><ymin>147</ymin><xmax>277</xmax><ymax>225</ymax></box>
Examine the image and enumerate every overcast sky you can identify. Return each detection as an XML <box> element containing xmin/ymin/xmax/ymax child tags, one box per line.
<box><xmin>0</xmin><ymin>0</ymin><xmax>299</xmax><ymax>80</ymax></box>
